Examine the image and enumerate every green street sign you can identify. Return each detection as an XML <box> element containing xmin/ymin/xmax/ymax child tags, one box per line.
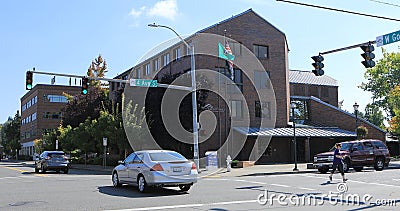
<box><xmin>376</xmin><ymin>30</ymin><xmax>400</xmax><ymax>47</ymax></box>
<box><xmin>129</xmin><ymin>79</ymin><xmax>158</xmax><ymax>87</ymax></box>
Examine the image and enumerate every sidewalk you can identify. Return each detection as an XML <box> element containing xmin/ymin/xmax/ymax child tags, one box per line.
<box><xmin>3</xmin><ymin>159</ymin><xmax>400</xmax><ymax>177</ymax></box>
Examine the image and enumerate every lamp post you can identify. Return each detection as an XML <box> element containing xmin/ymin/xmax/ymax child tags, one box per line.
<box><xmin>353</xmin><ymin>102</ymin><xmax>359</xmax><ymax>139</ymax></box>
<box><xmin>291</xmin><ymin>102</ymin><xmax>298</xmax><ymax>171</ymax></box>
<box><xmin>353</xmin><ymin>102</ymin><xmax>359</xmax><ymax>129</ymax></box>
<box><xmin>148</xmin><ymin>23</ymin><xmax>199</xmax><ymax>171</ymax></box>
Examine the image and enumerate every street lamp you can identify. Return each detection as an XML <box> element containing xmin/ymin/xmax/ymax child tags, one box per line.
<box><xmin>291</xmin><ymin>102</ymin><xmax>298</xmax><ymax>171</ymax></box>
<box><xmin>353</xmin><ymin>102</ymin><xmax>359</xmax><ymax>130</ymax></box>
<box><xmin>148</xmin><ymin>23</ymin><xmax>199</xmax><ymax>171</ymax></box>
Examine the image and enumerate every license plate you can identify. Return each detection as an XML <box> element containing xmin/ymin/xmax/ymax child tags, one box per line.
<box><xmin>173</xmin><ymin>167</ymin><xmax>182</xmax><ymax>172</ymax></box>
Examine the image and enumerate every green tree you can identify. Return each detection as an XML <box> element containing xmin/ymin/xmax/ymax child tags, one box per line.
<box><xmin>2</xmin><ymin>111</ymin><xmax>21</xmax><ymax>157</ymax></box>
<box><xmin>364</xmin><ymin>103</ymin><xmax>385</xmax><ymax>130</ymax></box>
<box><xmin>360</xmin><ymin>49</ymin><xmax>400</xmax><ymax>135</ymax></box>
<box><xmin>87</xmin><ymin>54</ymin><xmax>108</xmax><ymax>88</ymax></box>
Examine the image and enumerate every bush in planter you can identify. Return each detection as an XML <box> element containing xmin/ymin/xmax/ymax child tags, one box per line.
<box><xmin>231</xmin><ymin>160</ymin><xmax>240</xmax><ymax>168</ymax></box>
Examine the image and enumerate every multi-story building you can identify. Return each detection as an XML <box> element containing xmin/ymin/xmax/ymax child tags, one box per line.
<box><xmin>110</xmin><ymin>9</ymin><xmax>385</xmax><ymax>164</ymax></box>
<box><xmin>20</xmin><ymin>84</ymin><xmax>80</xmax><ymax>156</ymax></box>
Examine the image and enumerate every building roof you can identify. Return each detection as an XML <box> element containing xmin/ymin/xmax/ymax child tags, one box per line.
<box><xmin>289</xmin><ymin>70</ymin><xmax>338</xmax><ymax>86</ymax></box>
<box><xmin>234</xmin><ymin>127</ymin><xmax>356</xmax><ymax>138</ymax></box>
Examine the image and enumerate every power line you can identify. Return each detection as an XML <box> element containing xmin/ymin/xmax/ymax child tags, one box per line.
<box><xmin>369</xmin><ymin>0</ymin><xmax>400</xmax><ymax>8</ymax></box>
<box><xmin>276</xmin><ymin>0</ymin><xmax>400</xmax><ymax>22</ymax></box>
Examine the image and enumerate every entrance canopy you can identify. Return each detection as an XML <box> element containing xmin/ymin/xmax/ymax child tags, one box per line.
<box><xmin>234</xmin><ymin>127</ymin><xmax>356</xmax><ymax>138</ymax></box>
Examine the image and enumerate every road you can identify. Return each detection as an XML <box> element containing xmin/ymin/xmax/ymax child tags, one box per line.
<box><xmin>1</xmin><ymin>161</ymin><xmax>399</xmax><ymax>211</ymax></box>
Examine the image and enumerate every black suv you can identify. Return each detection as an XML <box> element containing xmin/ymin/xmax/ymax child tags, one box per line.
<box><xmin>313</xmin><ymin>139</ymin><xmax>390</xmax><ymax>173</ymax></box>
<box><xmin>34</xmin><ymin>151</ymin><xmax>70</xmax><ymax>174</ymax></box>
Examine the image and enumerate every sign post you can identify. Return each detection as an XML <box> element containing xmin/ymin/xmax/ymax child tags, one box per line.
<box><xmin>376</xmin><ymin>30</ymin><xmax>400</xmax><ymax>47</ymax></box>
<box><xmin>103</xmin><ymin>138</ymin><xmax>107</xmax><ymax>169</ymax></box>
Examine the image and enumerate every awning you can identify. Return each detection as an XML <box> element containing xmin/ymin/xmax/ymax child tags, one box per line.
<box><xmin>234</xmin><ymin>127</ymin><xmax>356</xmax><ymax>138</ymax></box>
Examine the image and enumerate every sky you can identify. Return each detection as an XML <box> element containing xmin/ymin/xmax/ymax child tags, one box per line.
<box><xmin>1</xmin><ymin>0</ymin><xmax>399</xmax><ymax>123</ymax></box>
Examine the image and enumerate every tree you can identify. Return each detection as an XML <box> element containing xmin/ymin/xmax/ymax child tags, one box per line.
<box><xmin>364</xmin><ymin>103</ymin><xmax>385</xmax><ymax>130</ymax></box>
<box><xmin>356</xmin><ymin>126</ymin><xmax>368</xmax><ymax>139</ymax></box>
<box><xmin>360</xmin><ymin>49</ymin><xmax>400</xmax><ymax>136</ymax></box>
<box><xmin>2</xmin><ymin>111</ymin><xmax>21</xmax><ymax>157</ymax></box>
<box><xmin>87</xmin><ymin>54</ymin><xmax>108</xmax><ymax>88</ymax></box>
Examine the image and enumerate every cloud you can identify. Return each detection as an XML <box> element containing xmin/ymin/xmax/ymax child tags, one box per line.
<box><xmin>147</xmin><ymin>0</ymin><xmax>178</xmax><ymax>20</ymax></box>
<box><xmin>129</xmin><ymin>6</ymin><xmax>146</xmax><ymax>18</ymax></box>
<box><xmin>129</xmin><ymin>0</ymin><xmax>178</xmax><ymax>21</ymax></box>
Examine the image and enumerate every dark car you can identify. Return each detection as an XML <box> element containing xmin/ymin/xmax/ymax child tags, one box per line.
<box><xmin>313</xmin><ymin>139</ymin><xmax>390</xmax><ymax>173</ymax></box>
<box><xmin>34</xmin><ymin>151</ymin><xmax>70</xmax><ymax>174</ymax></box>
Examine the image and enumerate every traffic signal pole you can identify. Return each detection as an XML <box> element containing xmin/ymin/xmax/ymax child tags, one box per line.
<box><xmin>26</xmin><ymin>70</ymin><xmax>192</xmax><ymax>91</ymax></box>
<box><xmin>318</xmin><ymin>40</ymin><xmax>376</xmax><ymax>55</ymax></box>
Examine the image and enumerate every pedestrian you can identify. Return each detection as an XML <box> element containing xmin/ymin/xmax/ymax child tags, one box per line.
<box><xmin>329</xmin><ymin>143</ymin><xmax>348</xmax><ymax>183</ymax></box>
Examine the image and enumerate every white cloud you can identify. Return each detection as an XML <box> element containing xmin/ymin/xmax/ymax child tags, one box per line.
<box><xmin>147</xmin><ymin>0</ymin><xmax>178</xmax><ymax>20</ymax></box>
<box><xmin>129</xmin><ymin>6</ymin><xmax>146</xmax><ymax>18</ymax></box>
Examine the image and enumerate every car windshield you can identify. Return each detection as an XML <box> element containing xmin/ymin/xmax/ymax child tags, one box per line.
<box><xmin>330</xmin><ymin>143</ymin><xmax>351</xmax><ymax>151</ymax></box>
<box><xmin>149</xmin><ymin>152</ymin><xmax>187</xmax><ymax>161</ymax></box>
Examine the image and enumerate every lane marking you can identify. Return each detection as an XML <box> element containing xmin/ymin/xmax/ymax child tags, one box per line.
<box><xmin>103</xmin><ymin>199</ymin><xmax>258</xmax><ymax>211</ymax></box>
<box><xmin>270</xmin><ymin>183</ymin><xmax>290</xmax><ymax>188</ymax></box>
<box><xmin>2</xmin><ymin>166</ymin><xmax>29</xmax><ymax>173</ymax></box>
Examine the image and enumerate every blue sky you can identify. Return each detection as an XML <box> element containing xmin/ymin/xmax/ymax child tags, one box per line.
<box><xmin>1</xmin><ymin>0</ymin><xmax>399</xmax><ymax>123</ymax></box>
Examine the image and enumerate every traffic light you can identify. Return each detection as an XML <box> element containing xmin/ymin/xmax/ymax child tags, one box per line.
<box><xmin>81</xmin><ymin>77</ymin><xmax>89</xmax><ymax>95</ymax></box>
<box><xmin>26</xmin><ymin>71</ymin><xmax>33</xmax><ymax>90</ymax></box>
<box><xmin>360</xmin><ymin>44</ymin><xmax>375</xmax><ymax>68</ymax></box>
<box><xmin>311</xmin><ymin>55</ymin><xmax>324</xmax><ymax>76</ymax></box>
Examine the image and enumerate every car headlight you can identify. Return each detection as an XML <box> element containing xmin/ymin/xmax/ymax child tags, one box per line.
<box><xmin>314</xmin><ymin>157</ymin><xmax>317</xmax><ymax>162</ymax></box>
<box><xmin>328</xmin><ymin>156</ymin><xmax>334</xmax><ymax>161</ymax></box>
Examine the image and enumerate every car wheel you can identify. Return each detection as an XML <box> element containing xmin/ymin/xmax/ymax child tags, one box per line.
<box><xmin>112</xmin><ymin>172</ymin><xmax>121</xmax><ymax>187</ymax></box>
<box><xmin>179</xmin><ymin>185</ymin><xmax>191</xmax><ymax>192</ymax></box>
<box><xmin>342</xmin><ymin>159</ymin><xmax>350</xmax><ymax>173</ymax></box>
<box><xmin>63</xmin><ymin>168</ymin><xmax>69</xmax><ymax>174</ymax></box>
<box><xmin>353</xmin><ymin>167</ymin><xmax>363</xmax><ymax>172</ymax></box>
<box><xmin>138</xmin><ymin>175</ymin><xmax>147</xmax><ymax>193</ymax></box>
<box><xmin>41</xmin><ymin>165</ymin><xmax>47</xmax><ymax>173</ymax></box>
<box><xmin>374</xmin><ymin>157</ymin><xmax>385</xmax><ymax>171</ymax></box>
<box><xmin>34</xmin><ymin>166</ymin><xmax>39</xmax><ymax>173</ymax></box>
<box><xmin>318</xmin><ymin>167</ymin><xmax>329</xmax><ymax>174</ymax></box>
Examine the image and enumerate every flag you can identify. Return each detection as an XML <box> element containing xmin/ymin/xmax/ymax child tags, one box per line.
<box><xmin>218</xmin><ymin>42</ymin><xmax>235</xmax><ymax>80</ymax></box>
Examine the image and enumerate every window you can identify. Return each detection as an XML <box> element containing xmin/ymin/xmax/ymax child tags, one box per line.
<box><xmin>22</xmin><ymin>104</ymin><xmax>26</xmax><ymax>112</ymax></box>
<box><xmin>136</xmin><ymin>68</ymin><xmax>142</xmax><ymax>79</ymax></box>
<box><xmin>254</xmin><ymin>70</ymin><xmax>270</xmax><ymax>89</ymax></box>
<box><xmin>124</xmin><ymin>153</ymin><xmax>136</xmax><ymax>164</ymax></box>
<box><xmin>290</xmin><ymin>100</ymin><xmax>309</xmax><ymax>123</ymax></box>
<box><xmin>174</xmin><ymin>47</ymin><xmax>181</xmax><ymax>60</ymax></box>
<box><xmin>215</xmin><ymin>68</ymin><xmax>243</xmax><ymax>94</ymax></box>
<box><xmin>145</xmin><ymin>63</ymin><xmax>151</xmax><ymax>76</ymax></box>
<box><xmin>255</xmin><ymin>101</ymin><xmax>271</xmax><ymax>119</ymax></box>
<box><xmin>32</xmin><ymin>112</ymin><xmax>37</xmax><ymax>121</ymax></box>
<box><xmin>47</xmin><ymin>95</ymin><xmax>68</xmax><ymax>103</ymax></box>
<box><xmin>163</xmin><ymin>53</ymin><xmax>170</xmax><ymax>66</ymax></box>
<box><xmin>253</xmin><ymin>44</ymin><xmax>269</xmax><ymax>59</ymax></box>
<box><xmin>364</xmin><ymin>142</ymin><xmax>374</xmax><ymax>150</ymax></box>
<box><xmin>153</xmin><ymin>58</ymin><xmax>160</xmax><ymax>72</ymax></box>
<box><xmin>352</xmin><ymin>143</ymin><xmax>364</xmax><ymax>151</ymax></box>
<box><xmin>27</xmin><ymin>100</ymin><xmax>31</xmax><ymax>108</ymax></box>
<box><xmin>230</xmin><ymin>100</ymin><xmax>243</xmax><ymax>118</ymax></box>
<box><xmin>228</xmin><ymin>41</ymin><xmax>241</xmax><ymax>56</ymax></box>
<box><xmin>373</xmin><ymin>141</ymin><xmax>387</xmax><ymax>149</ymax></box>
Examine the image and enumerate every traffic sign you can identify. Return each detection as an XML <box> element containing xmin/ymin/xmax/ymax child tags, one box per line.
<box><xmin>376</xmin><ymin>30</ymin><xmax>400</xmax><ymax>47</ymax></box>
<box><xmin>129</xmin><ymin>79</ymin><xmax>158</xmax><ymax>87</ymax></box>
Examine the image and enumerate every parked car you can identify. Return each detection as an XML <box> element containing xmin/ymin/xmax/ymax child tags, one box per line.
<box><xmin>34</xmin><ymin>151</ymin><xmax>70</xmax><ymax>174</ymax></box>
<box><xmin>112</xmin><ymin>150</ymin><xmax>198</xmax><ymax>193</ymax></box>
<box><xmin>313</xmin><ymin>139</ymin><xmax>390</xmax><ymax>173</ymax></box>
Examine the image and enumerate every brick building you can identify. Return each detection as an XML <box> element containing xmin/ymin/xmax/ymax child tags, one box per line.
<box><xmin>110</xmin><ymin>9</ymin><xmax>385</xmax><ymax>164</ymax></box>
<box><xmin>20</xmin><ymin>84</ymin><xmax>81</xmax><ymax>157</ymax></box>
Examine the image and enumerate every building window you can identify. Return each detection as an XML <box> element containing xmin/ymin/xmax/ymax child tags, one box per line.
<box><xmin>145</xmin><ymin>63</ymin><xmax>151</xmax><ymax>76</ymax></box>
<box><xmin>153</xmin><ymin>58</ymin><xmax>160</xmax><ymax>72</ymax></box>
<box><xmin>255</xmin><ymin>101</ymin><xmax>271</xmax><ymax>119</ymax></box>
<box><xmin>136</xmin><ymin>68</ymin><xmax>142</xmax><ymax>79</ymax></box>
<box><xmin>22</xmin><ymin>104</ymin><xmax>26</xmax><ymax>112</ymax></box>
<box><xmin>215</xmin><ymin>68</ymin><xmax>243</xmax><ymax>94</ymax></box>
<box><xmin>254</xmin><ymin>70</ymin><xmax>270</xmax><ymax>89</ymax></box>
<box><xmin>32</xmin><ymin>112</ymin><xmax>37</xmax><ymax>121</ymax></box>
<box><xmin>253</xmin><ymin>44</ymin><xmax>269</xmax><ymax>59</ymax></box>
<box><xmin>228</xmin><ymin>41</ymin><xmax>241</xmax><ymax>56</ymax></box>
<box><xmin>174</xmin><ymin>47</ymin><xmax>181</xmax><ymax>60</ymax></box>
<box><xmin>290</xmin><ymin>100</ymin><xmax>309</xmax><ymax>123</ymax></box>
<box><xmin>163</xmin><ymin>53</ymin><xmax>170</xmax><ymax>66</ymax></box>
<box><xmin>230</xmin><ymin>100</ymin><xmax>243</xmax><ymax>118</ymax></box>
<box><xmin>47</xmin><ymin>95</ymin><xmax>68</xmax><ymax>103</ymax></box>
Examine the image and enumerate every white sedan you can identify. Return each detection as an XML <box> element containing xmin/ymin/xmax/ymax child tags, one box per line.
<box><xmin>112</xmin><ymin>150</ymin><xmax>198</xmax><ymax>193</ymax></box>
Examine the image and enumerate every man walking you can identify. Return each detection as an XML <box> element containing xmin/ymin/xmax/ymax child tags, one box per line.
<box><xmin>329</xmin><ymin>143</ymin><xmax>348</xmax><ymax>183</ymax></box>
